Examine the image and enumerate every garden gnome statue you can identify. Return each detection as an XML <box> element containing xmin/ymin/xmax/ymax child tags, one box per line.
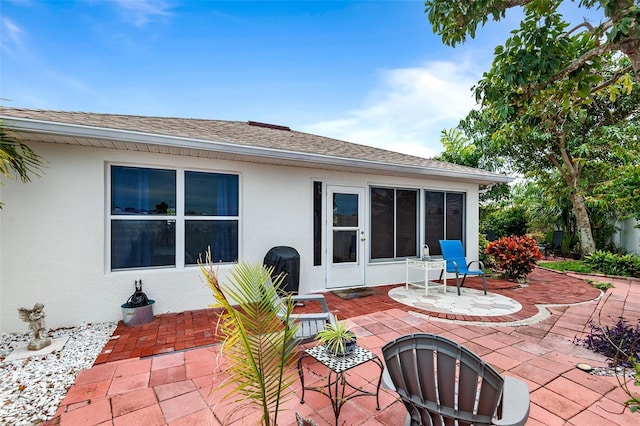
<box><xmin>18</xmin><ymin>303</ymin><xmax>52</xmax><ymax>350</ymax></box>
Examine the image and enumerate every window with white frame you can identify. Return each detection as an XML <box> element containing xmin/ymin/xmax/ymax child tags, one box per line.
<box><xmin>110</xmin><ymin>165</ymin><xmax>239</xmax><ymax>270</ymax></box>
<box><xmin>370</xmin><ymin>187</ymin><xmax>419</xmax><ymax>260</ymax></box>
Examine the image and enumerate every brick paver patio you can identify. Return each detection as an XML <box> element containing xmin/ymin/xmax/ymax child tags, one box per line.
<box><xmin>47</xmin><ymin>268</ymin><xmax>639</xmax><ymax>425</ymax></box>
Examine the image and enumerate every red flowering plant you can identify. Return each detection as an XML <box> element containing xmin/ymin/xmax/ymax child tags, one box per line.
<box><xmin>485</xmin><ymin>235</ymin><xmax>542</xmax><ymax>281</ymax></box>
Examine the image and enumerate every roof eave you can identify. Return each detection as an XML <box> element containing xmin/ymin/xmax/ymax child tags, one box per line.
<box><xmin>1</xmin><ymin>116</ymin><xmax>513</xmax><ymax>185</ymax></box>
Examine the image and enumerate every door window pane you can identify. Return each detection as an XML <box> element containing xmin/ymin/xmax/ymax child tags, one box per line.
<box><xmin>333</xmin><ymin>194</ymin><xmax>358</xmax><ymax>227</ymax></box>
<box><xmin>185</xmin><ymin>220</ymin><xmax>238</xmax><ymax>264</ymax></box>
<box><xmin>185</xmin><ymin>172</ymin><xmax>238</xmax><ymax>216</ymax></box>
<box><xmin>111</xmin><ymin>166</ymin><xmax>175</xmax><ymax>215</ymax></box>
<box><xmin>111</xmin><ymin>220</ymin><xmax>176</xmax><ymax>269</ymax></box>
<box><xmin>333</xmin><ymin>230</ymin><xmax>357</xmax><ymax>263</ymax></box>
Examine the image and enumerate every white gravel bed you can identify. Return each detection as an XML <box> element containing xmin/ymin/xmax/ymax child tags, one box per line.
<box><xmin>0</xmin><ymin>322</ymin><xmax>116</xmax><ymax>425</ymax></box>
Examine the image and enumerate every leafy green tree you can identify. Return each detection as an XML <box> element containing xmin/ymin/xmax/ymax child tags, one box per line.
<box><xmin>426</xmin><ymin>0</ymin><xmax>640</xmax><ymax>255</ymax></box>
<box><xmin>425</xmin><ymin>0</ymin><xmax>640</xmax><ymax>81</ymax></box>
<box><xmin>482</xmin><ymin>205</ymin><xmax>529</xmax><ymax>237</ymax></box>
<box><xmin>0</xmin><ymin>120</ymin><xmax>45</xmax><ymax>207</ymax></box>
<box><xmin>436</xmin><ymin>128</ymin><xmax>481</xmax><ymax>168</ymax></box>
<box><xmin>436</xmin><ymin>127</ymin><xmax>510</xmax><ymax>206</ymax></box>
<box><xmin>510</xmin><ymin>180</ymin><xmax>572</xmax><ymax>233</ymax></box>
<box><xmin>586</xmin><ymin>124</ymin><xmax>640</xmax><ymax>221</ymax></box>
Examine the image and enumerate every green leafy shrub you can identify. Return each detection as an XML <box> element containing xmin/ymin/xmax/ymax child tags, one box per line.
<box><xmin>585</xmin><ymin>251</ymin><xmax>640</xmax><ymax>278</ymax></box>
<box><xmin>478</xmin><ymin>233</ymin><xmax>495</xmax><ymax>268</ymax></box>
<box><xmin>481</xmin><ymin>206</ymin><xmax>528</xmax><ymax>238</ymax></box>
<box><xmin>485</xmin><ymin>235</ymin><xmax>542</xmax><ymax>280</ymax></box>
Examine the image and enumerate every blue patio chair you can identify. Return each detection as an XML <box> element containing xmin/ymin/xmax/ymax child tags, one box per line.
<box><xmin>439</xmin><ymin>240</ymin><xmax>487</xmax><ymax>295</ymax></box>
<box><xmin>382</xmin><ymin>333</ymin><xmax>530</xmax><ymax>426</ymax></box>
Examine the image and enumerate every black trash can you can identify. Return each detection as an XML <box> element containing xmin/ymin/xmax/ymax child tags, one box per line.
<box><xmin>263</xmin><ymin>246</ymin><xmax>300</xmax><ymax>294</ymax></box>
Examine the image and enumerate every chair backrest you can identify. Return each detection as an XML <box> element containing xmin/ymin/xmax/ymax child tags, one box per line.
<box><xmin>292</xmin><ymin>314</ymin><xmax>334</xmax><ymax>345</ymax></box>
<box><xmin>551</xmin><ymin>230</ymin><xmax>564</xmax><ymax>248</ymax></box>
<box><xmin>382</xmin><ymin>333</ymin><xmax>505</xmax><ymax>426</ymax></box>
<box><xmin>439</xmin><ymin>240</ymin><xmax>469</xmax><ymax>273</ymax></box>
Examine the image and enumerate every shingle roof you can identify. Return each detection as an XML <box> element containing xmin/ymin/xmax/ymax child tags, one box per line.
<box><xmin>0</xmin><ymin>107</ymin><xmax>512</xmax><ymax>183</ymax></box>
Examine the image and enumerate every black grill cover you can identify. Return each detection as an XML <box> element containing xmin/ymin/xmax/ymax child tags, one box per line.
<box><xmin>263</xmin><ymin>246</ymin><xmax>300</xmax><ymax>294</ymax></box>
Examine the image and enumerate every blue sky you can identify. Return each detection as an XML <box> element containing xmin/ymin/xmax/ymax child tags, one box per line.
<box><xmin>1</xmin><ymin>0</ymin><xmax>604</xmax><ymax>158</ymax></box>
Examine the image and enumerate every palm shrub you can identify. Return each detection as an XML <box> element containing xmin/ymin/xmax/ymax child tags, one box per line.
<box><xmin>485</xmin><ymin>235</ymin><xmax>542</xmax><ymax>281</ymax></box>
<box><xmin>200</xmin><ymin>249</ymin><xmax>299</xmax><ymax>426</ymax></box>
<box><xmin>585</xmin><ymin>251</ymin><xmax>640</xmax><ymax>278</ymax></box>
<box><xmin>315</xmin><ymin>317</ymin><xmax>356</xmax><ymax>356</ymax></box>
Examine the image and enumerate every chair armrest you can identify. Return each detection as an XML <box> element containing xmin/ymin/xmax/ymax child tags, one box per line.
<box><xmin>289</xmin><ymin>312</ymin><xmax>334</xmax><ymax>323</ymax></box>
<box><xmin>492</xmin><ymin>376</ymin><xmax>530</xmax><ymax>426</ymax></box>
<box><xmin>446</xmin><ymin>259</ymin><xmax>460</xmax><ymax>273</ymax></box>
<box><xmin>467</xmin><ymin>260</ymin><xmax>485</xmax><ymax>271</ymax></box>
<box><xmin>292</xmin><ymin>294</ymin><xmax>329</xmax><ymax>312</ymax></box>
<box><xmin>381</xmin><ymin>367</ymin><xmax>396</xmax><ymax>392</ymax></box>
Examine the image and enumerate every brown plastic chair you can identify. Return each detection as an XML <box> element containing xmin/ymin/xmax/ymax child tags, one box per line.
<box><xmin>382</xmin><ymin>333</ymin><xmax>530</xmax><ymax>426</ymax></box>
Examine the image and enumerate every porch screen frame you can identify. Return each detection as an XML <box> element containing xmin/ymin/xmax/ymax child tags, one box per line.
<box><xmin>369</xmin><ymin>186</ymin><xmax>419</xmax><ymax>261</ymax></box>
<box><xmin>424</xmin><ymin>190</ymin><xmax>466</xmax><ymax>256</ymax></box>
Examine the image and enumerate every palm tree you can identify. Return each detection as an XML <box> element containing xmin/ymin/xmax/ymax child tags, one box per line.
<box><xmin>200</xmin><ymin>249</ymin><xmax>299</xmax><ymax>426</ymax></box>
<box><xmin>1</xmin><ymin>119</ymin><xmax>45</xmax><ymax>207</ymax></box>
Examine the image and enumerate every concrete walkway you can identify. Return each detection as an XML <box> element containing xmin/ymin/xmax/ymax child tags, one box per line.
<box><xmin>46</xmin><ymin>270</ymin><xmax>639</xmax><ymax>425</ymax></box>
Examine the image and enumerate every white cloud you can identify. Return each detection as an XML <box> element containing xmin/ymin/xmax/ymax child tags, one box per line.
<box><xmin>302</xmin><ymin>59</ymin><xmax>482</xmax><ymax>159</ymax></box>
<box><xmin>113</xmin><ymin>0</ymin><xmax>173</xmax><ymax>27</ymax></box>
<box><xmin>0</xmin><ymin>18</ymin><xmax>24</xmax><ymax>55</ymax></box>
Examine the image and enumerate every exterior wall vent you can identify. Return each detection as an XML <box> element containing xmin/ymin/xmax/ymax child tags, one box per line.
<box><xmin>247</xmin><ymin>121</ymin><xmax>291</xmax><ymax>131</ymax></box>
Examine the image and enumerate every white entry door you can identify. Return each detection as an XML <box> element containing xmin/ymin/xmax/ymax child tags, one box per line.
<box><xmin>326</xmin><ymin>185</ymin><xmax>365</xmax><ymax>289</ymax></box>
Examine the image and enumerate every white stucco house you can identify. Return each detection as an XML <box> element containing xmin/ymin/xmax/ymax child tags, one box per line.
<box><xmin>0</xmin><ymin>107</ymin><xmax>512</xmax><ymax>333</ymax></box>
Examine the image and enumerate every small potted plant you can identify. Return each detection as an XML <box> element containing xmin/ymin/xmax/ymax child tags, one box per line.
<box><xmin>316</xmin><ymin>317</ymin><xmax>357</xmax><ymax>357</ymax></box>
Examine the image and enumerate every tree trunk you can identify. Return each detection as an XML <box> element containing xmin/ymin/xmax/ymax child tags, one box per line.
<box><xmin>554</xmin><ymin>133</ymin><xmax>596</xmax><ymax>256</ymax></box>
<box><xmin>614</xmin><ymin>0</ymin><xmax>640</xmax><ymax>81</ymax></box>
<box><xmin>619</xmin><ymin>37</ymin><xmax>640</xmax><ymax>81</ymax></box>
<box><xmin>570</xmin><ymin>192</ymin><xmax>596</xmax><ymax>256</ymax></box>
